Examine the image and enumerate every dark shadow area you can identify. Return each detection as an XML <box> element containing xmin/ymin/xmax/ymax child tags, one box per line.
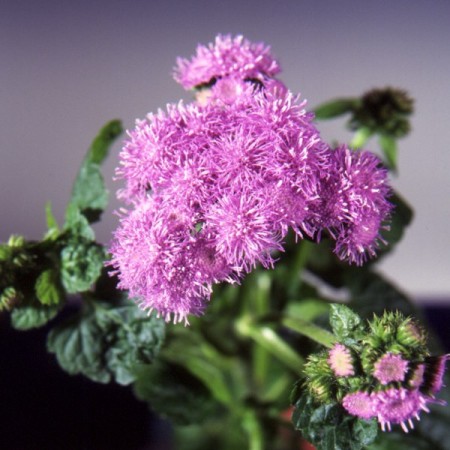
<box><xmin>0</xmin><ymin>314</ymin><xmax>172</xmax><ymax>450</ymax></box>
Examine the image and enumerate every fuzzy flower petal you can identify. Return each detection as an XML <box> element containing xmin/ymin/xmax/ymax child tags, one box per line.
<box><xmin>373</xmin><ymin>353</ymin><xmax>409</xmax><ymax>385</ymax></box>
<box><xmin>174</xmin><ymin>34</ymin><xmax>281</xmax><ymax>89</ymax></box>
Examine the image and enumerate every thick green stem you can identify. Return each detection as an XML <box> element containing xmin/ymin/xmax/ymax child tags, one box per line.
<box><xmin>282</xmin><ymin>316</ymin><xmax>335</xmax><ymax>348</ymax></box>
<box><xmin>350</xmin><ymin>126</ymin><xmax>373</xmax><ymax>149</ymax></box>
<box><xmin>252</xmin><ymin>273</ymin><xmax>272</xmax><ymax>387</ymax></box>
<box><xmin>287</xmin><ymin>240</ymin><xmax>313</xmax><ymax>297</ymax></box>
<box><xmin>243</xmin><ymin>409</ymin><xmax>265</xmax><ymax>450</ymax></box>
<box><xmin>236</xmin><ymin>318</ymin><xmax>304</xmax><ymax>375</ymax></box>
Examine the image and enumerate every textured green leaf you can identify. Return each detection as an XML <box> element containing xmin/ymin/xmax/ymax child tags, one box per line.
<box><xmin>379</xmin><ymin>134</ymin><xmax>398</xmax><ymax>171</ymax></box>
<box><xmin>60</xmin><ymin>240</ymin><xmax>105</xmax><ymax>293</ymax></box>
<box><xmin>35</xmin><ymin>269</ymin><xmax>63</xmax><ymax>305</ymax></box>
<box><xmin>70</xmin><ymin>162</ymin><xmax>108</xmax><ymax>219</ymax></box>
<box><xmin>292</xmin><ymin>392</ymin><xmax>378</xmax><ymax>450</ymax></box>
<box><xmin>64</xmin><ymin>204</ymin><xmax>95</xmax><ymax>240</ymax></box>
<box><xmin>100</xmin><ymin>304</ymin><xmax>166</xmax><ymax>384</ymax></box>
<box><xmin>133</xmin><ymin>360</ymin><xmax>221</xmax><ymax>425</ymax></box>
<box><xmin>68</xmin><ymin>120</ymin><xmax>122</xmax><ymax>223</ymax></box>
<box><xmin>47</xmin><ymin>300</ymin><xmax>165</xmax><ymax>384</ymax></box>
<box><xmin>10</xmin><ymin>303</ymin><xmax>60</xmax><ymax>330</ymax></box>
<box><xmin>47</xmin><ymin>307</ymin><xmax>110</xmax><ymax>382</ymax></box>
<box><xmin>329</xmin><ymin>304</ymin><xmax>363</xmax><ymax>341</ymax></box>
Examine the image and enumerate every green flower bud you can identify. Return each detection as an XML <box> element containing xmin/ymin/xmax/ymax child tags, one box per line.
<box><xmin>0</xmin><ymin>286</ymin><xmax>22</xmax><ymax>311</ymax></box>
<box><xmin>8</xmin><ymin>235</ymin><xmax>26</xmax><ymax>248</ymax></box>
<box><xmin>396</xmin><ymin>317</ymin><xmax>427</xmax><ymax>348</ymax></box>
<box><xmin>349</xmin><ymin>87</ymin><xmax>414</xmax><ymax>138</ymax></box>
<box><xmin>303</xmin><ymin>352</ymin><xmax>335</xmax><ymax>403</ymax></box>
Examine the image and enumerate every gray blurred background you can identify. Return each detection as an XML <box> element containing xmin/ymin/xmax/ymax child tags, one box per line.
<box><xmin>1</xmin><ymin>0</ymin><xmax>450</xmax><ymax>302</ymax></box>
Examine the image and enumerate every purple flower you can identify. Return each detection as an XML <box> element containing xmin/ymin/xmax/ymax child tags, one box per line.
<box><xmin>371</xmin><ymin>388</ymin><xmax>435</xmax><ymax>433</ymax></box>
<box><xmin>342</xmin><ymin>392</ymin><xmax>376</xmax><ymax>420</ymax></box>
<box><xmin>111</xmin><ymin>87</ymin><xmax>328</xmax><ymax>320</ymax></box>
<box><xmin>204</xmin><ymin>188</ymin><xmax>284</xmax><ymax>273</ymax></box>
<box><xmin>312</xmin><ymin>146</ymin><xmax>393</xmax><ymax>265</ymax></box>
<box><xmin>174</xmin><ymin>34</ymin><xmax>281</xmax><ymax>90</ymax></box>
<box><xmin>373</xmin><ymin>353</ymin><xmax>409</xmax><ymax>385</ymax></box>
<box><xmin>328</xmin><ymin>343</ymin><xmax>355</xmax><ymax>377</ymax></box>
<box><xmin>110</xmin><ymin>36</ymin><xmax>394</xmax><ymax>322</ymax></box>
<box><xmin>109</xmin><ymin>199</ymin><xmax>233</xmax><ymax>324</ymax></box>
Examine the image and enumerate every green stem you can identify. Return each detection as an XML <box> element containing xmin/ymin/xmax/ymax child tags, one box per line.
<box><xmin>243</xmin><ymin>409</ymin><xmax>265</xmax><ymax>450</ymax></box>
<box><xmin>287</xmin><ymin>240</ymin><xmax>313</xmax><ymax>297</ymax></box>
<box><xmin>252</xmin><ymin>273</ymin><xmax>271</xmax><ymax>387</ymax></box>
<box><xmin>282</xmin><ymin>316</ymin><xmax>335</xmax><ymax>348</ymax></box>
<box><xmin>350</xmin><ymin>126</ymin><xmax>373</xmax><ymax>149</ymax></box>
<box><xmin>236</xmin><ymin>318</ymin><xmax>304</xmax><ymax>375</ymax></box>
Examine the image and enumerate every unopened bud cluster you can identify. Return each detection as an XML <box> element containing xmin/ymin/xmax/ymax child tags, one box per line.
<box><xmin>349</xmin><ymin>87</ymin><xmax>414</xmax><ymax>138</ymax></box>
<box><xmin>303</xmin><ymin>311</ymin><xmax>448</xmax><ymax>433</ymax></box>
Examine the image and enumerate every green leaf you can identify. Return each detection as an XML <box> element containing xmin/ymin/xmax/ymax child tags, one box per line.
<box><xmin>47</xmin><ymin>305</ymin><xmax>110</xmax><ymax>382</ymax></box>
<box><xmin>64</xmin><ymin>204</ymin><xmax>95</xmax><ymax>240</ymax></box>
<box><xmin>45</xmin><ymin>202</ymin><xmax>59</xmax><ymax>232</ymax></box>
<box><xmin>60</xmin><ymin>240</ymin><xmax>105</xmax><ymax>293</ymax></box>
<box><xmin>329</xmin><ymin>304</ymin><xmax>364</xmax><ymax>342</ymax></box>
<box><xmin>100</xmin><ymin>303</ymin><xmax>166</xmax><ymax>384</ymax></box>
<box><xmin>133</xmin><ymin>360</ymin><xmax>221</xmax><ymax>425</ymax></box>
<box><xmin>292</xmin><ymin>392</ymin><xmax>378</xmax><ymax>450</ymax></box>
<box><xmin>35</xmin><ymin>269</ymin><xmax>63</xmax><ymax>305</ymax></box>
<box><xmin>379</xmin><ymin>134</ymin><xmax>398</xmax><ymax>172</ymax></box>
<box><xmin>347</xmin><ymin>271</ymin><xmax>417</xmax><ymax>319</ymax></box>
<box><xmin>350</xmin><ymin>126</ymin><xmax>373</xmax><ymax>149</ymax></box>
<box><xmin>377</xmin><ymin>192</ymin><xmax>413</xmax><ymax>260</ymax></box>
<box><xmin>85</xmin><ymin>119</ymin><xmax>123</xmax><ymax>165</ymax></box>
<box><xmin>313</xmin><ymin>98</ymin><xmax>358</xmax><ymax>120</ymax></box>
<box><xmin>68</xmin><ymin>120</ymin><xmax>122</xmax><ymax>223</ymax></box>
<box><xmin>70</xmin><ymin>162</ymin><xmax>109</xmax><ymax>221</ymax></box>
<box><xmin>47</xmin><ymin>300</ymin><xmax>165</xmax><ymax>384</ymax></box>
<box><xmin>11</xmin><ymin>303</ymin><xmax>60</xmax><ymax>330</ymax></box>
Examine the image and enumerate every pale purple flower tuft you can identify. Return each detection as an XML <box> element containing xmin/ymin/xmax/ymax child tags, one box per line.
<box><xmin>342</xmin><ymin>392</ymin><xmax>375</xmax><ymax>420</ymax></box>
<box><xmin>373</xmin><ymin>353</ymin><xmax>409</xmax><ymax>385</ymax></box>
<box><xmin>312</xmin><ymin>145</ymin><xmax>393</xmax><ymax>265</ymax></box>
<box><xmin>109</xmin><ymin>35</ymin><xmax>394</xmax><ymax>322</ymax></box>
<box><xmin>174</xmin><ymin>34</ymin><xmax>281</xmax><ymax>90</ymax></box>
<box><xmin>328</xmin><ymin>343</ymin><xmax>355</xmax><ymax>377</ymax></box>
<box><xmin>370</xmin><ymin>388</ymin><xmax>437</xmax><ymax>433</ymax></box>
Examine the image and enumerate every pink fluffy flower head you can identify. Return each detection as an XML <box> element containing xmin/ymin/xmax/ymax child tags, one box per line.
<box><xmin>174</xmin><ymin>34</ymin><xmax>281</xmax><ymax>89</ymax></box>
<box><xmin>371</xmin><ymin>388</ymin><xmax>438</xmax><ymax>433</ymax></box>
<box><xmin>328</xmin><ymin>343</ymin><xmax>355</xmax><ymax>377</ymax></box>
<box><xmin>110</xmin><ymin>36</ymin><xmax>395</xmax><ymax>323</ymax></box>
<box><xmin>313</xmin><ymin>145</ymin><xmax>393</xmax><ymax>265</ymax></box>
<box><xmin>342</xmin><ymin>392</ymin><xmax>375</xmax><ymax>420</ymax></box>
<box><xmin>373</xmin><ymin>352</ymin><xmax>409</xmax><ymax>385</ymax></box>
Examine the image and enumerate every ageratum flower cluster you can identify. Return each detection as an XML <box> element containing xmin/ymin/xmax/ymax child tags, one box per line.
<box><xmin>109</xmin><ymin>35</ymin><xmax>392</xmax><ymax>323</ymax></box>
<box><xmin>303</xmin><ymin>311</ymin><xmax>449</xmax><ymax>433</ymax></box>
